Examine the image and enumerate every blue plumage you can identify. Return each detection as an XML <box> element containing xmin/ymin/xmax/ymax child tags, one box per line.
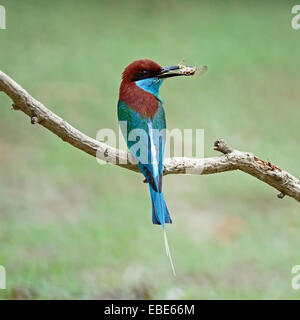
<box><xmin>118</xmin><ymin>99</ymin><xmax>171</xmax><ymax>227</ymax></box>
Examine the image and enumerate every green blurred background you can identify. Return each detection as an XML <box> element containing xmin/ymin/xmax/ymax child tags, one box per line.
<box><xmin>0</xmin><ymin>0</ymin><xmax>300</xmax><ymax>299</ymax></box>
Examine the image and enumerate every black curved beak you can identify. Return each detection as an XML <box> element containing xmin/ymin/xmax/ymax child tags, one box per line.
<box><xmin>157</xmin><ymin>65</ymin><xmax>183</xmax><ymax>79</ymax></box>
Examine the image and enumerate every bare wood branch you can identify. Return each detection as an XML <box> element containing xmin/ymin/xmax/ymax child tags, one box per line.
<box><xmin>1</xmin><ymin>70</ymin><xmax>299</xmax><ymax>202</ymax></box>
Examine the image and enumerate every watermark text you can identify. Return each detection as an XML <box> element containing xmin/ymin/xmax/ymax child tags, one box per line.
<box><xmin>96</xmin><ymin>125</ymin><xmax>205</xmax><ymax>174</ymax></box>
<box><xmin>291</xmin><ymin>5</ymin><xmax>300</xmax><ymax>30</ymax></box>
<box><xmin>0</xmin><ymin>265</ymin><xmax>6</xmax><ymax>289</ymax></box>
<box><xmin>0</xmin><ymin>5</ymin><xmax>6</xmax><ymax>29</ymax></box>
<box><xmin>291</xmin><ymin>265</ymin><xmax>300</xmax><ymax>290</ymax></box>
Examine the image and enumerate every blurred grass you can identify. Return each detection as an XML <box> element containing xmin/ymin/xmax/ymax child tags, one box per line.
<box><xmin>0</xmin><ymin>0</ymin><xmax>300</xmax><ymax>299</ymax></box>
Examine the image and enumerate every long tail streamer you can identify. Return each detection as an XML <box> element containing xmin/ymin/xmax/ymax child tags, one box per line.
<box><xmin>163</xmin><ymin>228</ymin><xmax>176</xmax><ymax>276</ymax></box>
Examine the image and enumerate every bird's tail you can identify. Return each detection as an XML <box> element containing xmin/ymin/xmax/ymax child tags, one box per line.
<box><xmin>149</xmin><ymin>186</ymin><xmax>176</xmax><ymax>276</ymax></box>
<box><xmin>149</xmin><ymin>186</ymin><xmax>172</xmax><ymax>225</ymax></box>
<box><xmin>163</xmin><ymin>228</ymin><xmax>176</xmax><ymax>276</ymax></box>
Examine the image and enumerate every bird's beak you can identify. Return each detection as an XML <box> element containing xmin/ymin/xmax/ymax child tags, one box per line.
<box><xmin>157</xmin><ymin>65</ymin><xmax>183</xmax><ymax>79</ymax></box>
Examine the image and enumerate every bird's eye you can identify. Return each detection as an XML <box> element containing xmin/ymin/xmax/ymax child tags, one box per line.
<box><xmin>131</xmin><ymin>70</ymin><xmax>152</xmax><ymax>82</ymax></box>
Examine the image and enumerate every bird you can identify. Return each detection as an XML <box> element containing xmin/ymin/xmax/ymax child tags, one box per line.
<box><xmin>118</xmin><ymin>59</ymin><xmax>189</xmax><ymax>275</ymax></box>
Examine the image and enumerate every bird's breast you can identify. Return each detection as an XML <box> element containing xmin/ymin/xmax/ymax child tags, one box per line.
<box><xmin>119</xmin><ymin>81</ymin><xmax>159</xmax><ymax>118</ymax></box>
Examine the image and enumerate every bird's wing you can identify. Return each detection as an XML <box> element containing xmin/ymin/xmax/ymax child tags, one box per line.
<box><xmin>151</xmin><ymin>101</ymin><xmax>167</xmax><ymax>190</ymax></box>
<box><xmin>118</xmin><ymin>101</ymin><xmax>166</xmax><ymax>191</ymax></box>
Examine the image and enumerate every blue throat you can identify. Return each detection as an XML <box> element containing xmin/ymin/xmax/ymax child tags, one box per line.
<box><xmin>135</xmin><ymin>78</ymin><xmax>163</xmax><ymax>101</ymax></box>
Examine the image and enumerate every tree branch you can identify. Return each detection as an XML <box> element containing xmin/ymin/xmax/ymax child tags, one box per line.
<box><xmin>1</xmin><ymin>70</ymin><xmax>299</xmax><ymax>202</ymax></box>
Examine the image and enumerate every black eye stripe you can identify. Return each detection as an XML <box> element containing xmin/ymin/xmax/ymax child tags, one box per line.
<box><xmin>131</xmin><ymin>70</ymin><xmax>156</xmax><ymax>81</ymax></box>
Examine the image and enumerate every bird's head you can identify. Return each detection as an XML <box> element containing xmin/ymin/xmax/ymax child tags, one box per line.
<box><xmin>121</xmin><ymin>59</ymin><xmax>188</xmax><ymax>99</ymax></box>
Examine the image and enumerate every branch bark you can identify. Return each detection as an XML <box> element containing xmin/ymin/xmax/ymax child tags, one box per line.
<box><xmin>1</xmin><ymin>70</ymin><xmax>300</xmax><ymax>202</ymax></box>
